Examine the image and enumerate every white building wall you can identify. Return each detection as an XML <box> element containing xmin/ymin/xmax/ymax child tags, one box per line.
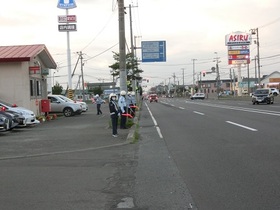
<box><xmin>0</xmin><ymin>62</ymin><xmax>29</xmax><ymax>105</ymax></box>
<box><xmin>0</xmin><ymin>61</ymin><xmax>48</xmax><ymax>116</ymax></box>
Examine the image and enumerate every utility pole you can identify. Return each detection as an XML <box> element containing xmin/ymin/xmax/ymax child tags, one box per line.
<box><xmin>78</xmin><ymin>51</ymin><xmax>86</xmax><ymax>101</ymax></box>
<box><xmin>233</xmin><ymin>69</ymin><xmax>236</xmax><ymax>96</ymax></box>
<box><xmin>214</xmin><ymin>52</ymin><xmax>220</xmax><ymax>98</ymax></box>
<box><xmin>182</xmin><ymin>68</ymin><xmax>185</xmax><ymax>97</ymax></box>
<box><xmin>247</xmin><ymin>63</ymin><xmax>250</xmax><ymax>95</ymax></box>
<box><xmin>191</xmin><ymin>59</ymin><xmax>197</xmax><ymax>95</ymax></box>
<box><xmin>172</xmin><ymin>73</ymin><xmax>176</xmax><ymax>96</ymax></box>
<box><xmin>229</xmin><ymin>68</ymin><xmax>232</xmax><ymax>93</ymax></box>
<box><xmin>250</xmin><ymin>28</ymin><xmax>261</xmax><ymax>87</ymax></box>
<box><xmin>118</xmin><ymin>0</ymin><xmax>127</xmax><ymax>93</ymax></box>
<box><xmin>129</xmin><ymin>4</ymin><xmax>136</xmax><ymax>93</ymax></box>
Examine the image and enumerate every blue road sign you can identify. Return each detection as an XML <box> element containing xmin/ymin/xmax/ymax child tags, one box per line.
<box><xmin>141</xmin><ymin>41</ymin><xmax>166</xmax><ymax>62</ymax></box>
<box><xmin>57</xmin><ymin>0</ymin><xmax>77</xmax><ymax>9</ymax></box>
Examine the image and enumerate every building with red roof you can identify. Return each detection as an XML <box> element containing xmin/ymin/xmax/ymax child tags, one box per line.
<box><xmin>0</xmin><ymin>44</ymin><xmax>57</xmax><ymax>115</ymax></box>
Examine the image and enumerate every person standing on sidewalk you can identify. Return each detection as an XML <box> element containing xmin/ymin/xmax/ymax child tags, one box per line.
<box><xmin>109</xmin><ymin>93</ymin><xmax>119</xmax><ymax>137</ymax></box>
<box><xmin>130</xmin><ymin>91</ymin><xmax>137</xmax><ymax>117</ymax></box>
<box><xmin>118</xmin><ymin>90</ymin><xmax>127</xmax><ymax>129</ymax></box>
<box><xmin>95</xmin><ymin>94</ymin><xmax>104</xmax><ymax>115</ymax></box>
<box><xmin>126</xmin><ymin>92</ymin><xmax>133</xmax><ymax>116</ymax></box>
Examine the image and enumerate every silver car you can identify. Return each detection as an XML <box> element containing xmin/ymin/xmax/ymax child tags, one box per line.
<box><xmin>58</xmin><ymin>95</ymin><xmax>88</xmax><ymax>112</ymax></box>
<box><xmin>48</xmin><ymin>95</ymin><xmax>83</xmax><ymax>117</ymax></box>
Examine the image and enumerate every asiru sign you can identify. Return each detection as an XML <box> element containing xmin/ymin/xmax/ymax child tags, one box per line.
<box><xmin>225</xmin><ymin>32</ymin><xmax>251</xmax><ymax>46</ymax></box>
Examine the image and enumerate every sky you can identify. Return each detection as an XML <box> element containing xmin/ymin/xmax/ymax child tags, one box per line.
<box><xmin>1</xmin><ymin>0</ymin><xmax>280</xmax><ymax>90</ymax></box>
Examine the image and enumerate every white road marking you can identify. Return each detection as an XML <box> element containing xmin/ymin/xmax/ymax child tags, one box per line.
<box><xmin>179</xmin><ymin>107</ymin><xmax>185</xmax><ymax>110</ymax></box>
<box><xmin>145</xmin><ymin>102</ymin><xmax>163</xmax><ymax>139</ymax></box>
<box><xmin>186</xmin><ymin>101</ymin><xmax>280</xmax><ymax>116</ymax></box>
<box><xmin>226</xmin><ymin>121</ymin><xmax>258</xmax><ymax>132</ymax></box>
<box><xmin>193</xmin><ymin>111</ymin><xmax>205</xmax><ymax>115</ymax></box>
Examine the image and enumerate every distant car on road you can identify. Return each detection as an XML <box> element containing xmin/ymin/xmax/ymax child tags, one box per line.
<box><xmin>252</xmin><ymin>88</ymin><xmax>274</xmax><ymax>105</ymax></box>
<box><xmin>191</xmin><ymin>93</ymin><xmax>205</xmax><ymax>100</ymax></box>
<box><xmin>149</xmin><ymin>94</ymin><xmax>158</xmax><ymax>103</ymax></box>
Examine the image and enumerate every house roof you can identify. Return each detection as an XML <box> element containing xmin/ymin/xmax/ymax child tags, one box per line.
<box><xmin>0</xmin><ymin>44</ymin><xmax>57</xmax><ymax>69</ymax></box>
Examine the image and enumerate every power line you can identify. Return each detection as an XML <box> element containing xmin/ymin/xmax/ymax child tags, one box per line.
<box><xmin>259</xmin><ymin>16</ymin><xmax>280</xmax><ymax>28</ymax></box>
<box><xmin>81</xmin><ymin>11</ymin><xmax>117</xmax><ymax>51</ymax></box>
<box><xmin>85</xmin><ymin>43</ymin><xmax>119</xmax><ymax>61</ymax></box>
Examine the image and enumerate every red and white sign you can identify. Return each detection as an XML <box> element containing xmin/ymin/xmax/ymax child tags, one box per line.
<box><xmin>228</xmin><ymin>55</ymin><xmax>250</xmax><ymax>60</ymax></box>
<box><xmin>29</xmin><ymin>66</ymin><xmax>40</xmax><ymax>74</ymax></box>
<box><xmin>225</xmin><ymin>32</ymin><xmax>251</xmax><ymax>46</ymax></box>
<box><xmin>58</xmin><ymin>15</ymin><xmax>77</xmax><ymax>23</ymax></box>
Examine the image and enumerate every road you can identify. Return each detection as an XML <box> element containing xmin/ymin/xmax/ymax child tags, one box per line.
<box><xmin>141</xmin><ymin>97</ymin><xmax>280</xmax><ymax>210</ymax></box>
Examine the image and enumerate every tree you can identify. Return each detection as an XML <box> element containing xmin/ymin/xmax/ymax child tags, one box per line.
<box><xmin>109</xmin><ymin>51</ymin><xmax>143</xmax><ymax>90</ymax></box>
<box><xmin>52</xmin><ymin>82</ymin><xmax>63</xmax><ymax>95</ymax></box>
<box><xmin>92</xmin><ymin>87</ymin><xmax>103</xmax><ymax>96</ymax></box>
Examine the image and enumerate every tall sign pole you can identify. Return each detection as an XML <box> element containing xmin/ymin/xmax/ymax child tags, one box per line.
<box><xmin>57</xmin><ymin>0</ymin><xmax>77</xmax><ymax>99</ymax></box>
<box><xmin>118</xmin><ymin>0</ymin><xmax>127</xmax><ymax>93</ymax></box>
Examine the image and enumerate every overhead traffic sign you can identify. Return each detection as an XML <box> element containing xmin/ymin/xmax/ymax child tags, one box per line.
<box><xmin>141</xmin><ymin>41</ymin><xmax>166</xmax><ymax>62</ymax></box>
<box><xmin>57</xmin><ymin>0</ymin><xmax>77</xmax><ymax>9</ymax></box>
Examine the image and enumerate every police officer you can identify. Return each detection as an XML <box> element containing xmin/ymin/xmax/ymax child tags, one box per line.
<box><xmin>109</xmin><ymin>93</ymin><xmax>119</xmax><ymax>137</ymax></box>
<box><xmin>95</xmin><ymin>94</ymin><xmax>104</xmax><ymax>115</ymax></box>
<box><xmin>118</xmin><ymin>90</ymin><xmax>127</xmax><ymax>129</ymax></box>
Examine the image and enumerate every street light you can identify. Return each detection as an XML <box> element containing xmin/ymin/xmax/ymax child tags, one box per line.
<box><xmin>250</xmin><ymin>28</ymin><xmax>261</xmax><ymax>87</ymax></box>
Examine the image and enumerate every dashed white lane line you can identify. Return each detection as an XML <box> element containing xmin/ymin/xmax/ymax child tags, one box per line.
<box><xmin>179</xmin><ymin>107</ymin><xmax>185</xmax><ymax>110</ymax></box>
<box><xmin>193</xmin><ymin>111</ymin><xmax>205</xmax><ymax>115</ymax></box>
<box><xmin>226</xmin><ymin>121</ymin><xmax>258</xmax><ymax>132</ymax></box>
<box><xmin>145</xmin><ymin>102</ymin><xmax>163</xmax><ymax>139</ymax></box>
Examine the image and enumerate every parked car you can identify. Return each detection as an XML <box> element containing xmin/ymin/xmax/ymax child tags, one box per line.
<box><xmin>191</xmin><ymin>93</ymin><xmax>205</xmax><ymax>100</ymax></box>
<box><xmin>58</xmin><ymin>95</ymin><xmax>88</xmax><ymax>112</ymax></box>
<box><xmin>48</xmin><ymin>95</ymin><xmax>83</xmax><ymax>117</ymax></box>
<box><xmin>3</xmin><ymin>109</ymin><xmax>26</xmax><ymax>127</ymax></box>
<box><xmin>149</xmin><ymin>94</ymin><xmax>158</xmax><ymax>103</ymax></box>
<box><xmin>0</xmin><ymin>113</ymin><xmax>9</xmax><ymax>131</ymax></box>
<box><xmin>252</xmin><ymin>88</ymin><xmax>274</xmax><ymax>105</ymax></box>
<box><xmin>270</xmin><ymin>88</ymin><xmax>279</xmax><ymax>96</ymax></box>
<box><xmin>0</xmin><ymin>110</ymin><xmax>19</xmax><ymax>131</ymax></box>
<box><xmin>0</xmin><ymin>100</ymin><xmax>39</xmax><ymax>126</ymax></box>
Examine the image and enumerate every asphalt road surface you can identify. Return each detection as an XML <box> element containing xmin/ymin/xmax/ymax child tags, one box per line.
<box><xmin>143</xmin><ymin>97</ymin><xmax>280</xmax><ymax>210</ymax></box>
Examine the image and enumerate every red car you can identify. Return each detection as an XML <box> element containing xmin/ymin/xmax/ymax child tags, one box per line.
<box><xmin>149</xmin><ymin>94</ymin><xmax>158</xmax><ymax>103</ymax></box>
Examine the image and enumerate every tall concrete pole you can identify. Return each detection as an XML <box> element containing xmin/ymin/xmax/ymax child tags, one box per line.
<box><xmin>66</xmin><ymin>8</ymin><xmax>73</xmax><ymax>98</ymax></box>
<box><xmin>191</xmin><ymin>59</ymin><xmax>197</xmax><ymax>95</ymax></box>
<box><xmin>118</xmin><ymin>0</ymin><xmax>127</xmax><ymax>92</ymax></box>
<box><xmin>256</xmin><ymin>28</ymin><xmax>261</xmax><ymax>87</ymax></box>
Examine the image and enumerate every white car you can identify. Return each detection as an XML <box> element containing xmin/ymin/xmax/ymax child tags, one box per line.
<box><xmin>270</xmin><ymin>88</ymin><xmax>279</xmax><ymax>96</ymax></box>
<box><xmin>58</xmin><ymin>95</ymin><xmax>88</xmax><ymax>112</ymax></box>
<box><xmin>48</xmin><ymin>95</ymin><xmax>83</xmax><ymax>117</ymax></box>
<box><xmin>0</xmin><ymin>100</ymin><xmax>39</xmax><ymax>126</ymax></box>
<box><xmin>190</xmin><ymin>93</ymin><xmax>205</xmax><ymax>100</ymax></box>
